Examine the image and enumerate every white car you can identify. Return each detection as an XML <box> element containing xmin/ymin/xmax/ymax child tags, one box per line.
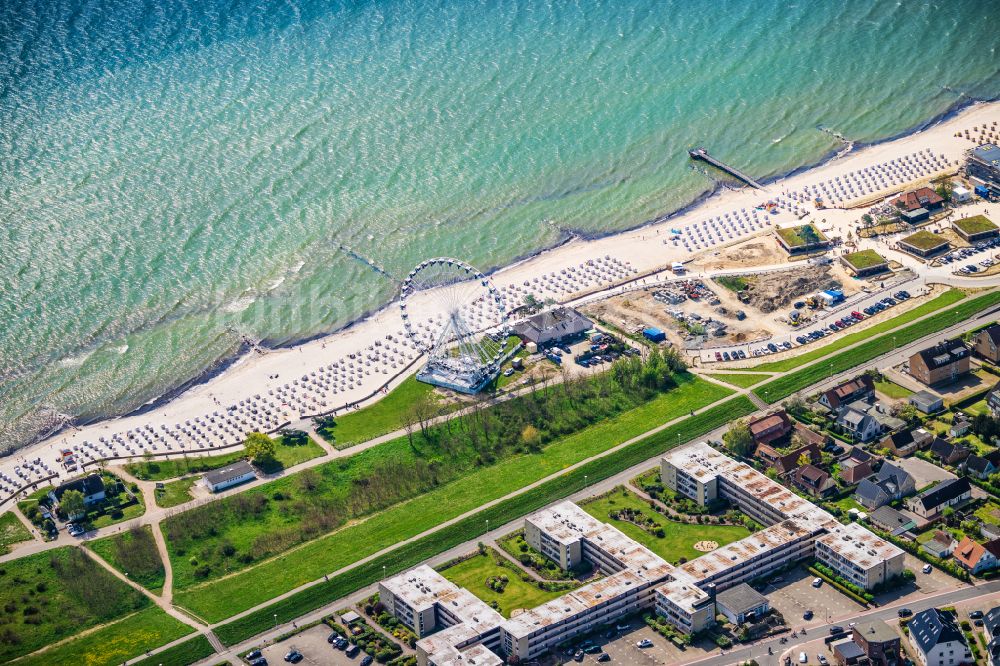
<box><xmin>923</xmin><ymin>564</ymin><xmax>933</xmax><ymax>574</ymax></box>
<box><xmin>636</xmin><ymin>639</ymin><xmax>653</xmax><ymax>649</ymax></box>
<box><xmin>799</xmin><ymin>651</ymin><xmax>808</xmax><ymax>663</ymax></box>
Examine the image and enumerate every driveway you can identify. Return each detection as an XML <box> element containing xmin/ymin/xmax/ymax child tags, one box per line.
<box><xmin>893</xmin><ymin>456</ymin><xmax>956</xmax><ymax>490</ymax></box>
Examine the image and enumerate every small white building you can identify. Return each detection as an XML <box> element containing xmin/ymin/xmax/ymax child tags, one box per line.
<box><xmin>202</xmin><ymin>461</ymin><xmax>257</xmax><ymax>493</ymax></box>
<box><xmin>952</xmin><ymin>184</ymin><xmax>972</xmax><ymax>203</ymax></box>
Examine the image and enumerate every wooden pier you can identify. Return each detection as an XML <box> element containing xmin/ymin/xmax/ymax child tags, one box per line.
<box><xmin>688</xmin><ymin>148</ymin><xmax>763</xmax><ymax>189</ymax></box>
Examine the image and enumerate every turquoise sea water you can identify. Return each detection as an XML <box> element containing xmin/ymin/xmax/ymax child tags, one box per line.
<box><xmin>2</xmin><ymin>0</ymin><xmax>999</xmax><ymax>449</ymax></box>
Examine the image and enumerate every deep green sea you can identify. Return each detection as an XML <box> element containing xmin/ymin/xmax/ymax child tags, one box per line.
<box><xmin>1</xmin><ymin>0</ymin><xmax>999</xmax><ymax>449</ymax></box>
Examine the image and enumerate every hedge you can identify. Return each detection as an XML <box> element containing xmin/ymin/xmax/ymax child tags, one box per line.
<box><xmin>213</xmin><ymin>396</ymin><xmax>756</xmax><ymax>645</ymax></box>
<box><xmin>808</xmin><ymin>564</ymin><xmax>871</xmax><ymax>606</ymax></box>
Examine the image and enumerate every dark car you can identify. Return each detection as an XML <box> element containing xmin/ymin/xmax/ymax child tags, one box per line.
<box><xmin>898</xmin><ymin>608</ymin><xmax>912</xmax><ymax>618</ymax></box>
<box><xmin>250</xmin><ymin>659</ymin><xmax>268</xmax><ymax>666</ymax></box>
<box><xmin>284</xmin><ymin>651</ymin><xmax>303</xmax><ymax>664</ymax></box>
<box><xmin>328</xmin><ymin>633</ymin><xmax>340</xmax><ymax>644</ymax></box>
<box><xmin>346</xmin><ymin>645</ymin><xmax>360</xmax><ymax>657</ymax></box>
<box><xmin>830</xmin><ymin>626</ymin><xmax>845</xmax><ymax>635</ymax></box>
<box><xmin>361</xmin><ymin>656</ymin><xmax>374</xmax><ymax>666</ymax></box>
<box><xmin>971</xmin><ymin>610</ymin><xmax>984</xmax><ymax>619</ymax></box>
<box><xmin>803</xmin><ymin>610</ymin><xmax>813</xmax><ymax>620</ymax></box>
<box><xmin>767</xmin><ymin>343</ymin><xmax>778</xmax><ymax>353</ymax></box>
<box><xmin>598</xmin><ymin>654</ymin><xmax>611</xmax><ymax>662</ymax></box>
<box><xmin>246</xmin><ymin>650</ymin><xmax>263</xmax><ymax>660</ymax></box>
<box><xmin>796</xmin><ymin>336</ymin><xmax>808</xmax><ymax>345</ymax></box>
<box><xmin>585</xmin><ymin>645</ymin><xmax>602</xmax><ymax>654</ymax></box>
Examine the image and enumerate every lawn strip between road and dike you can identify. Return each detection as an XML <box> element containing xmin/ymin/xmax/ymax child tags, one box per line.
<box><xmin>172</xmin><ymin>376</ymin><xmax>732</xmax><ymax>621</ymax></box>
<box><xmin>750</xmin><ymin>287</ymin><xmax>966</xmax><ymax>372</ymax></box>
<box><xmin>754</xmin><ymin>289</ymin><xmax>1000</xmax><ymax>404</ymax></box>
<box><xmin>211</xmin><ymin>395</ymin><xmax>755</xmax><ymax>646</ymax></box>
<box><xmin>129</xmin><ymin>634</ymin><xmax>217</xmax><ymax>666</ymax></box>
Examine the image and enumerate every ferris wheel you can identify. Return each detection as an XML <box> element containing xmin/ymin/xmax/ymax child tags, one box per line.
<box><xmin>399</xmin><ymin>258</ymin><xmax>510</xmax><ymax>392</ymax></box>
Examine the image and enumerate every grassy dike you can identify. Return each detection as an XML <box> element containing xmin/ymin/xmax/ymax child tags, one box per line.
<box><xmin>755</xmin><ymin>289</ymin><xmax>1000</xmax><ymax>404</ymax></box>
<box><xmin>212</xmin><ymin>394</ymin><xmax>755</xmax><ymax>646</ymax></box>
<box><xmin>172</xmin><ymin>376</ymin><xmax>730</xmax><ymax>620</ymax></box>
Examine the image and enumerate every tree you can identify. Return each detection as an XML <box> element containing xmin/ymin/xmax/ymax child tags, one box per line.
<box><xmin>244</xmin><ymin>432</ymin><xmax>276</xmax><ymax>464</ymax></box>
<box><xmin>60</xmin><ymin>489</ymin><xmax>86</xmax><ymax>520</ymax></box>
<box><xmin>521</xmin><ymin>425</ymin><xmax>542</xmax><ymax>452</ymax></box>
<box><xmin>797</xmin><ymin>452</ymin><xmax>811</xmax><ymax>468</ymax></box>
<box><xmin>723</xmin><ymin>420</ymin><xmax>754</xmax><ymax>458</ymax></box>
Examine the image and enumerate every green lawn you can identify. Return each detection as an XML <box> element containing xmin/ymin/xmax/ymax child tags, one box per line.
<box><xmin>874</xmin><ymin>380</ymin><xmax>913</xmax><ymax>399</ymax></box>
<box><xmin>211</xmin><ymin>395</ymin><xmax>757</xmax><ymax>646</ymax></box>
<box><xmin>0</xmin><ymin>511</ymin><xmax>32</xmax><ymax>554</ymax></box>
<box><xmin>974</xmin><ymin>502</ymin><xmax>1000</xmax><ymax>527</ymax></box>
<box><xmin>86</xmin><ymin>525</ymin><xmax>166</xmax><ymax>593</ymax></box>
<box><xmin>963</xmin><ymin>399</ymin><xmax>991</xmax><ymax>417</ymax></box>
<box><xmin>126</xmin><ymin>434</ymin><xmax>325</xmax><ymax>481</ymax></box>
<box><xmin>706</xmin><ymin>373</ymin><xmax>772</xmax><ymax>389</ymax></box>
<box><xmin>0</xmin><ymin>547</ymin><xmax>151</xmax><ymax>663</ymax></box>
<box><xmin>716</xmin><ymin>275</ymin><xmax>751</xmax><ymax>292</ymax></box>
<box><xmin>155</xmin><ymin>476</ymin><xmax>199</xmax><ymax>508</ymax></box>
<box><xmin>316</xmin><ymin>375</ymin><xmax>457</xmax><ymax>449</ymax></box>
<box><xmin>752</xmin><ymin>288</ymin><xmax>966</xmax><ymax>372</ymax></box>
<box><xmin>130</xmin><ymin>634</ymin><xmax>217</xmax><ymax>666</ymax></box>
<box><xmin>440</xmin><ymin>551</ymin><xmax>576</xmax><ymax>617</ymax></box>
<box><xmin>579</xmin><ymin>488</ymin><xmax>750</xmax><ymax>564</ymax></box>
<box><xmin>832</xmin><ymin>496</ymin><xmax>865</xmax><ymax>514</ymax></box>
<box><xmin>755</xmin><ymin>290</ymin><xmax>1000</xmax><ymax>403</ymax></box>
<box><xmin>172</xmin><ymin>377</ymin><xmax>735</xmax><ymax>622</ymax></box>
<box><xmin>88</xmin><ymin>493</ymin><xmax>146</xmax><ymax>529</ymax></box>
<box><xmin>16</xmin><ymin>607</ymin><xmax>193</xmax><ymax>666</ymax></box>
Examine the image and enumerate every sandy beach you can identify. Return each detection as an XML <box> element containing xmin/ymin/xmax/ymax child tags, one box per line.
<box><xmin>3</xmin><ymin>100</ymin><xmax>1000</xmax><ymax>504</ymax></box>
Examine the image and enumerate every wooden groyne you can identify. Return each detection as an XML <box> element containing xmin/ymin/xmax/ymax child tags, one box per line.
<box><xmin>688</xmin><ymin>148</ymin><xmax>763</xmax><ymax>189</ymax></box>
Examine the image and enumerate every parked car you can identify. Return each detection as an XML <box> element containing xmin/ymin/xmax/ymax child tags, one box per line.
<box><xmin>971</xmin><ymin>610</ymin><xmax>984</xmax><ymax>619</ymax></box>
<box><xmin>830</xmin><ymin>626</ymin><xmax>844</xmax><ymax>635</ymax></box>
<box><xmin>818</xmin><ymin>655</ymin><xmax>828</xmax><ymax>665</ymax></box>
<box><xmin>767</xmin><ymin>343</ymin><xmax>779</xmax><ymax>353</ymax></box>
<box><xmin>250</xmin><ymin>659</ymin><xmax>268</xmax><ymax>666</ymax></box>
<box><xmin>67</xmin><ymin>523</ymin><xmax>84</xmax><ymax>537</ymax></box>
<box><xmin>715</xmin><ymin>351</ymin><xmax>722</xmax><ymax>361</ymax></box>
<box><xmin>598</xmin><ymin>653</ymin><xmax>611</xmax><ymax>662</ymax></box>
<box><xmin>573</xmin><ymin>651</ymin><xmax>584</xmax><ymax>661</ymax></box>
<box><xmin>636</xmin><ymin>639</ymin><xmax>653</xmax><ymax>649</ymax></box>
<box><xmin>923</xmin><ymin>564</ymin><xmax>933</xmax><ymax>574</ymax></box>
<box><xmin>346</xmin><ymin>645</ymin><xmax>360</xmax><ymax>657</ymax></box>
<box><xmin>898</xmin><ymin>608</ymin><xmax>912</xmax><ymax>618</ymax></box>
<box><xmin>284</xmin><ymin>650</ymin><xmax>303</xmax><ymax>664</ymax></box>
<box><xmin>585</xmin><ymin>645</ymin><xmax>602</xmax><ymax>654</ymax></box>
<box><xmin>360</xmin><ymin>656</ymin><xmax>374</xmax><ymax>666</ymax></box>
<box><xmin>803</xmin><ymin>610</ymin><xmax>813</xmax><ymax>620</ymax></box>
<box><xmin>811</xmin><ymin>578</ymin><xmax>823</xmax><ymax>588</ymax></box>
<box><xmin>799</xmin><ymin>652</ymin><xmax>808</xmax><ymax>663</ymax></box>
<box><xmin>246</xmin><ymin>651</ymin><xmax>262</xmax><ymax>660</ymax></box>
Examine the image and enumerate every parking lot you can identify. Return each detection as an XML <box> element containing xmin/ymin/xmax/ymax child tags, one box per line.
<box><xmin>758</xmin><ymin>566</ymin><xmax>864</xmax><ymax>630</ymax></box>
<box><xmin>892</xmin><ymin>456</ymin><xmax>956</xmax><ymax>490</ymax></box>
<box><xmin>257</xmin><ymin>624</ymin><xmax>361</xmax><ymax>666</ymax></box>
<box><xmin>559</xmin><ymin>618</ymin><xmax>720</xmax><ymax>666</ymax></box>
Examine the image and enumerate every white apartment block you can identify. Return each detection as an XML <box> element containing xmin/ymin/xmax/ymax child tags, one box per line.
<box><xmin>660</xmin><ymin>442</ymin><xmax>904</xmax><ymax>592</ymax></box>
<box><xmin>381</xmin><ymin>443</ymin><xmax>903</xmax><ymax>664</ymax></box>
<box><xmin>378</xmin><ymin>565</ymin><xmax>504</xmax><ymax>666</ymax></box>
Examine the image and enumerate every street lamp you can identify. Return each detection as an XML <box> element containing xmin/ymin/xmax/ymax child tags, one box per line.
<box><xmin>486</xmin><ymin>519</ymin><xmax>489</xmax><ymax>534</ymax></box>
<box><xmin>273</xmin><ymin>613</ymin><xmax>278</xmax><ymax>629</ymax></box>
<box><xmin>382</xmin><ymin>565</ymin><xmax>386</xmax><ymax>579</ymax></box>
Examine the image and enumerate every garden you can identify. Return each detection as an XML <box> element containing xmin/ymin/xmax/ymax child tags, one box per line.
<box><xmin>17</xmin><ymin>471</ymin><xmax>144</xmax><ymax>533</ymax></box>
<box><xmin>579</xmin><ymin>487</ymin><xmax>751</xmax><ymax>564</ymax></box>
<box><xmin>438</xmin><ymin>548</ymin><xmax>579</xmax><ymax>617</ymax></box>
<box><xmin>497</xmin><ymin>531</ymin><xmax>585</xmax><ymax>581</ymax></box>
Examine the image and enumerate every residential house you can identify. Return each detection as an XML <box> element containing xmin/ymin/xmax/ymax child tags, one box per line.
<box><xmin>754</xmin><ymin>424</ymin><xmax>825</xmax><ymax>475</ymax></box>
<box><xmin>965</xmin><ymin>454</ymin><xmax>997</xmax><ymax>481</ymax></box>
<box><xmin>48</xmin><ymin>474</ymin><xmax>106</xmax><ymax>519</ymax></box>
<box><xmin>852</xmin><ymin>620</ymin><xmax>902</xmax><ymax>666</ymax></box>
<box><xmin>974</xmin><ymin>325</ymin><xmax>1000</xmax><ymax>364</ymax></box>
<box><xmin>928</xmin><ymin>438</ymin><xmax>971</xmax><ymax>467</ymax></box>
<box><xmin>792</xmin><ymin>464</ymin><xmax>837</xmax><ymax>498</ymax></box>
<box><xmin>910</xmin><ymin>390</ymin><xmax>944</xmax><ymax>414</ymax></box>
<box><xmin>983</xmin><ymin>606</ymin><xmax>1000</xmax><ymax>666</ymax></box>
<box><xmin>881</xmin><ymin>428</ymin><xmax>933</xmax><ymax>457</ymax></box>
<box><xmin>907</xmin><ymin>608</ymin><xmax>971</xmax><ymax>666</ymax></box>
<box><xmin>819</xmin><ymin>375</ymin><xmax>876</xmax><ymax>411</ymax></box>
<box><xmin>747</xmin><ymin>411</ymin><xmax>793</xmax><ymax>445</ymax></box>
<box><xmin>839</xmin><ymin>448</ymin><xmax>876</xmax><ymax>485</ymax></box>
<box><xmin>949</xmin><ymin>416</ymin><xmax>972</xmax><ymax>438</ymax></box>
<box><xmin>513</xmin><ymin>307</ymin><xmax>592</xmax><ymax>346</ymax></box>
<box><xmin>909</xmin><ymin>339</ymin><xmax>971</xmax><ymax>387</ymax></box>
<box><xmin>855</xmin><ymin>462</ymin><xmax>916</xmax><ymax>510</ymax></box>
<box><xmin>952</xmin><ymin>537</ymin><xmax>1000</xmax><ymax>575</ymax></box>
<box><xmin>983</xmin><ymin>522</ymin><xmax>1000</xmax><ymax>542</ymax></box>
<box><xmin>920</xmin><ymin>530</ymin><xmax>957</xmax><ymax>559</ymax></box>
<box><xmin>869</xmin><ymin>506</ymin><xmax>916</xmax><ymax>536</ymax></box>
<box><xmin>906</xmin><ymin>478</ymin><xmax>973</xmax><ymax>520</ymax></box>
<box><xmin>989</xmin><ymin>384</ymin><xmax>1000</xmax><ymax>418</ymax></box>
<box><xmin>836</xmin><ymin>407</ymin><xmax>883</xmax><ymax>443</ymax></box>
<box><xmin>833</xmin><ymin>638</ymin><xmax>867</xmax><ymax>666</ymax></box>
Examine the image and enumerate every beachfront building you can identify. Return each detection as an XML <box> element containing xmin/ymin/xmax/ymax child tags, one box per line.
<box><xmin>953</xmin><ymin>215</ymin><xmax>999</xmax><ymax>243</ymax></box>
<box><xmin>898</xmin><ymin>230</ymin><xmax>950</xmax><ymax>258</ymax></box>
<box><xmin>840</xmin><ymin>250</ymin><xmax>890</xmax><ymax>277</ymax></box>
<box><xmin>513</xmin><ymin>307</ymin><xmax>591</xmax><ymax>346</ymax></box>
<box><xmin>892</xmin><ymin>187</ymin><xmax>945</xmax><ymax>223</ymax></box>
<box><xmin>967</xmin><ymin>144</ymin><xmax>1000</xmax><ymax>193</ymax></box>
<box><xmin>379</xmin><ymin>565</ymin><xmax>504</xmax><ymax>666</ymax></box>
<box><xmin>202</xmin><ymin>461</ymin><xmax>257</xmax><ymax>493</ymax></box>
<box><xmin>773</xmin><ymin>223</ymin><xmax>830</xmax><ymax>254</ymax></box>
